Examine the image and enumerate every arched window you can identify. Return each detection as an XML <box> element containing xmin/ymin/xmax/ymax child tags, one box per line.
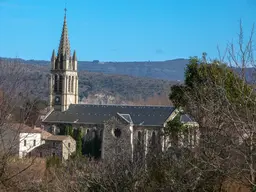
<box><xmin>59</xmin><ymin>75</ymin><xmax>63</xmax><ymax>93</ymax></box>
<box><xmin>73</xmin><ymin>61</ymin><xmax>75</xmax><ymax>70</ymax></box>
<box><xmin>152</xmin><ymin>131</ymin><xmax>156</xmax><ymax>145</ymax></box>
<box><xmin>60</xmin><ymin>57</ymin><xmax>63</xmax><ymax>69</ymax></box>
<box><xmin>68</xmin><ymin>76</ymin><xmax>71</xmax><ymax>92</ymax></box>
<box><xmin>138</xmin><ymin>131</ymin><xmax>142</xmax><ymax>145</ymax></box>
<box><xmin>71</xmin><ymin>76</ymin><xmax>74</xmax><ymax>92</ymax></box>
<box><xmin>54</xmin><ymin>74</ymin><xmax>58</xmax><ymax>92</ymax></box>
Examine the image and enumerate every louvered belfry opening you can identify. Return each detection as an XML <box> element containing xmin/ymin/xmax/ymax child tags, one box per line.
<box><xmin>59</xmin><ymin>75</ymin><xmax>63</xmax><ymax>93</ymax></box>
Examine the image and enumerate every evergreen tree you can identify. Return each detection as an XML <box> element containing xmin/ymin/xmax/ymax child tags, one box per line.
<box><xmin>76</xmin><ymin>128</ymin><xmax>83</xmax><ymax>156</ymax></box>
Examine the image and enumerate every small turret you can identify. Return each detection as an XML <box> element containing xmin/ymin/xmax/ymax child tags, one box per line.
<box><xmin>51</xmin><ymin>49</ymin><xmax>56</xmax><ymax>69</ymax></box>
<box><xmin>72</xmin><ymin>50</ymin><xmax>77</xmax><ymax>61</ymax></box>
<box><xmin>51</xmin><ymin>49</ymin><xmax>56</xmax><ymax>61</ymax></box>
<box><xmin>72</xmin><ymin>50</ymin><xmax>77</xmax><ymax>71</ymax></box>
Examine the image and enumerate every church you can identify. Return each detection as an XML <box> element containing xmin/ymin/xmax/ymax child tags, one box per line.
<box><xmin>42</xmin><ymin>11</ymin><xmax>198</xmax><ymax>161</ymax></box>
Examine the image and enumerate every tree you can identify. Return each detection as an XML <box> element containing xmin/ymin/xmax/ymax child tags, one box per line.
<box><xmin>168</xmin><ymin>21</ymin><xmax>256</xmax><ymax>190</ymax></box>
<box><xmin>0</xmin><ymin>58</ymin><xmax>45</xmax><ymax>191</ymax></box>
<box><xmin>170</xmin><ymin>56</ymin><xmax>254</xmax><ymax>108</ymax></box>
<box><xmin>75</xmin><ymin>128</ymin><xmax>82</xmax><ymax>156</ymax></box>
<box><xmin>64</xmin><ymin>125</ymin><xmax>73</xmax><ymax>137</ymax></box>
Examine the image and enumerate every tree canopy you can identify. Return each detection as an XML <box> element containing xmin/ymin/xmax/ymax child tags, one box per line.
<box><xmin>170</xmin><ymin>55</ymin><xmax>255</xmax><ymax>109</ymax></box>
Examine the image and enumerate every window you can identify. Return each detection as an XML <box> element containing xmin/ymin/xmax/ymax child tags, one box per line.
<box><xmin>53</xmin><ymin>142</ymin><xmax>56</xmax><ymax>147</ymax></box>
<box><xmin>113</xmin><ymin>128</ymin><xmax>121</xmax><ymax>138</ymax></box>
<box><xmin>71</xmin><ymin>76</ymin><xmax>74</xmax><ymax>92</ymax></box>
<box><xmin>152</xmin><ymin>132</ymin><xmax>156</xmax><ymax>145</ymax></box>
<box><xmin>40</xmin><ymin>152</ymin><xmax>43</xmax><ymax>157</ymax></box>
<box><xmin>33</xmin><ymin>140</ymin><xmax>36</xmax><ymax>146</ymax></box>
<box><xmin>59</xmin><ymin>75</ymin><xmax>63</xmax><ymax>93</ymax></box>
<box><xmin>54</xmin><ymin>74</ymin><xmax>58</xmax><ymax>92</ymax></box>
<box><xmin>138</xmin><ymin>131</ymin><xmax>142</xmax><ymax>145</ymax></box>
<box><xmin>52</xmin><ymin>152</ymin><xmax>55</xmax><ymax>157</ymax></box>
<box><xmin>68</xmin><ymin>143</ymin><xmax>71</xmax><ymax>148</ymax></box>
<box><xmin>68</xmin><ymin>76</ymin><xmax>71</xmax><ymax>92</ymax></box>
<box><xmin>24</xmin><ymin>140</ymin><xmax>26</xmax><ymax>146</ymax></box>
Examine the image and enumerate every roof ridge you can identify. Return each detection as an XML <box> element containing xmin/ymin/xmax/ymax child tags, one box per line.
<box><xmin>72</xmin><ymin>103</ymin><xmax>173</xmax><ymax>108</ymax></box>
<box><xmin>117</xmin><ymin>112</ymin><xmax>133</xmax><ymax>124</ymax></box>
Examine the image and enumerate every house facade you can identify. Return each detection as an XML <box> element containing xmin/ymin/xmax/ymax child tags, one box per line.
<box><xmin>0</xmin><ymin>123</ymin><xmax>42</xmax><ymax>158</ymax></box>
<box><xmin>42</xmin><ymin>10</ymin><xmax>199</xmax><ymax>161</ymax></box>
<box><xmin>31</xmin><ymin>135</ymin><xmax>76</xmax><ymax>161</ymax></box>
<box><xmin>0</xmin><ymin>123</ymin><xmax>76</xmax><ymax>160</ymax></box>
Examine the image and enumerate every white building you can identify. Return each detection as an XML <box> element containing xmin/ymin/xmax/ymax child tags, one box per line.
<box><xmin>0</xmin><ymin>123</ymin><xmax>42</xmax><ymax>158</ymax></box>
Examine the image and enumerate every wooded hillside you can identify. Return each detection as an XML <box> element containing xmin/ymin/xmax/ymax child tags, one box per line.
<box><xmin>0</xmin><ymin>58</ymin><xmax>175</xmax><ymax>105</ymax></box>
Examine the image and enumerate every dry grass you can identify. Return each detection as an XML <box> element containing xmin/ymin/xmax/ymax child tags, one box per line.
<box><xmin>3</xmin><ymin>157</ymin><xmax>46</xmax><ymax>191</ymax></box>
<box><xmin>223</xmin><ymin>179</ymin><xmax>250</xmax><ymax>192</ymax></box>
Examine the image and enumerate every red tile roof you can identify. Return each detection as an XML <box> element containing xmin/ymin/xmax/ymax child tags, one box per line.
<box><xmin>7</xmin><ymin>123</ymin><xmax>42</xmax><ymax>133</ymax></box>
<box><xmin>45</xmin><ymin>135</ymin><xmax>71</xmax><ymax>141</ymax></box>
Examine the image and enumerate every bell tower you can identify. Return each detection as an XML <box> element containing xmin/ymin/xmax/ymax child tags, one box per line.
<box><xmin>49</xmin><ymin>9</ymin><xmax>79</xmax><ymax>111</ymax></box>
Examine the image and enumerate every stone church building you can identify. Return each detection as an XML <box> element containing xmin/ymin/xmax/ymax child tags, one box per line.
<box><xmin>42</xmin><ymin>11</ymin><xmax>198</xmax><ymax>161</ymax></box>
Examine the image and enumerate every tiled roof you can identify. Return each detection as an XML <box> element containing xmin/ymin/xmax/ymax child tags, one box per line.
<box><xmin>34</xmin><ymin>128</ymin><xmax>52</xmax><ymax>139</ymax></box>
<box><xmin>6</xmin><ymin>123</ymin><xmax>42</xmax><ymax>134</ymax></box>
<box><xmin>45</xmin><ymin>135</ymin><xmax>71</xmax><ymax>141</ymax></box>
<box><xmin>43</xmin><ymin>104</ymin><xmax>175</xmax><ymax>126</ymax></box>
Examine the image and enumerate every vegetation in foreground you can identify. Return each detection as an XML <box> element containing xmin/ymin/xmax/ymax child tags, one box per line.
<box><xmin>0</xmin><ymin>22</ymin><xmax>255</xmax><ymax>192</ymax></box>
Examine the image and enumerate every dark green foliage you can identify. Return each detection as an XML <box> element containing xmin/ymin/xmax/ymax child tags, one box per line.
<box><xmin>164</xmin><ymin>112</ymin><xmax>189</xmax><ymax>148</ymax></box>
<box><xmin>83</xmin><ymin>131</ymin><xmax>102</xmax><ymax>159</ymax></box>
<box><xmin>64</xmin><ymin>125</ymin><xmax>73</xmax><ymax>137</ymax></box>
<box><xmin>75</xmin><ymin>128</ymin><xmax>83</xmax><ymax>156</ymax></box>
<box><xmin>165</xmin><ymin>113</ymin><xmax>184</xmax><ymax>134</ymax></box>
<box><xmin>60</xmin><ymin>125</ymin><xmax>82</xmax><ymax>156</ymax></box>
<box><xmin>92</xmin><ymin>132</ymin><xmax>102</xmax><ymax>159</ymax></box>
<box><xmin>169</xmin><ymin>85</ymin><xmax>187</xmax><ymax>107</ymax></box>
<box><xmin>170</xmin><ymin>54</ymin><xmax>254</xmax><ymax>108</ymax></box>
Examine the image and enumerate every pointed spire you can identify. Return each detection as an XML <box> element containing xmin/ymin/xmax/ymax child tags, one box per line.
<box><xmin>51</xmin><ymin>49</ymin><xmax>56</xmax><ymax>61</ymax></box>
<box><xmin>72</xmin><ymin>50</ymin><xmax>77</xmax><ymax>61</ymax></box>
<box><xmin>57</xmin><ymin>8</ymin><xmax>71</xmax><ymax>59</ymax></box>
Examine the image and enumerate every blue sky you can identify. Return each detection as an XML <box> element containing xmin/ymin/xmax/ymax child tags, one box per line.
<box><xmin>0</xmin><ymin>0</ymin><xmax>255</xmax><ymax>61</ymax></box>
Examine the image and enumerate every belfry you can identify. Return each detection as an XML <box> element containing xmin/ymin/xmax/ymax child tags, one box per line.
<box><xmin>49</xmin><ymin>9</ymin><xmax>78</xmax><ymax>111</ymax></box>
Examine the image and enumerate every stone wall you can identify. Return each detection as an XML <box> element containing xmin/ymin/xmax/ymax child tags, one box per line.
<box><xmin>62</xmin><ymin>137</ymin><xmax>76</xmax><ymax>160</ymax></box>
<box><xmin>102</xmin><ymin>116</ymin><xmax>132</xmax><ymax>162</ymax></box>
<box><xmin>31</xmin><ymin>140</ymin><xmax>63</xmax><ymax>160</ymax></box>
<box><xmin>133</xmin><ymin>127</ymin><xmax>162</xmax><ymax>160</ymax></box>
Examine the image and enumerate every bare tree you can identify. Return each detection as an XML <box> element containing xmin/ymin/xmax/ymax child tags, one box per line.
<box><xmin>167</xmin><ymin>20</ymin><xmax>256</xmax><ymax>192</ymax></box>
<box><xmin>0</xmin><ymin>58</ymin><xmax>45</xmax><ymax>191</ymax></box>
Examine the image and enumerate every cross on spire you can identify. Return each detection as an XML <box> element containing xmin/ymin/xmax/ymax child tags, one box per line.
<box><xmin>64</xmin><ymin>1</ymin><xmax>67</xmax><ymax>16</ymax></box>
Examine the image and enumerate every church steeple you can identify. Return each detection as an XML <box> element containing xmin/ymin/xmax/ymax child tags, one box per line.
<box><xmin>57</xmin><ymin>8</ymin><xmax>71</xmax><ymax>60</ymax></box>
<box><xmin>49</xmin><ymin>8</ymin><xmax>79</xmax><ymax>112</ymax></box>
